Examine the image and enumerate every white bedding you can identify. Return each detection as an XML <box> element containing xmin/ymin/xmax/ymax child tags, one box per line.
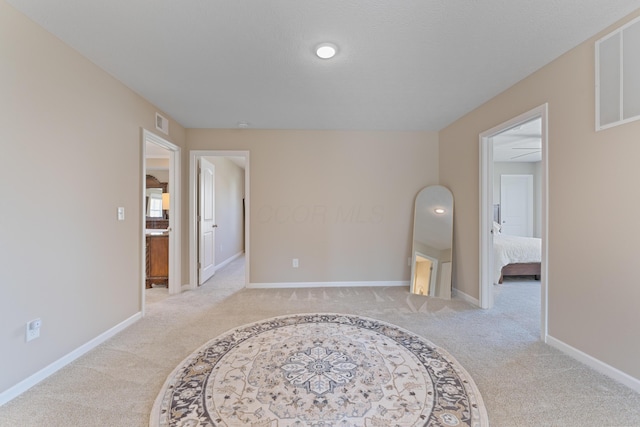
<box><xmin>493</xmin><ymin>234</ymin><xmax>541</xmax><ymax>284</ymax></box>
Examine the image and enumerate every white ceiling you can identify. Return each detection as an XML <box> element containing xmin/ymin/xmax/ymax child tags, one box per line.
<box><xmin>8</xmin><ymin>0</ymin><xmax>640</xmax><ymax>131</ymax></box>
<box><xmin>493</xmin><ymin>117</ymin><xmax>542</xmax><ymax>162</ymax></box>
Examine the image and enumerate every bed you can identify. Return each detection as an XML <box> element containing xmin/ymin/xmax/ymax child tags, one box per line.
<box><xmin>493</xmin><ymin>233</ymin><xmax>541</xmax><ymax>283</ymax></box>
<box><xmin>492</xmin><ymin>204</ymin><xmax>541</xmax><ymax>284</ymax></box>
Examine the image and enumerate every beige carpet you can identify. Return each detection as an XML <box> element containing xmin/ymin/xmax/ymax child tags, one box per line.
<box><xmin>1</xmin><ymin>256</ymin><xmax>640</xmax><ymax>426</ymax></box>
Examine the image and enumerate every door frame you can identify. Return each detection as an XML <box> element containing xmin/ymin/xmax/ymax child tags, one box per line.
<box><xmin>141</xmin><ymin>129</ymin><xmax>182</xmax><ymax>311</ymax></box>
<box><xmin>189</xmin><ymin>150</ymin><xmax>250</xmax><ymax>289</ymax></box>
<box><xmin>413</xmin><ymin>251</ymin><xmax>439</xmax><ymax>296</ymax></box>
<box><xmin>478</xmin><ymin>104</ymin><xmax>548</xmax><ymax>341</ymax></box>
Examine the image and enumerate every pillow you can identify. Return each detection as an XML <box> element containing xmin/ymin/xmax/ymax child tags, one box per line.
<box><xmin>492</xmin><ymin>221</ymin><xmax>502</xmax><ymax>234</ymax></box>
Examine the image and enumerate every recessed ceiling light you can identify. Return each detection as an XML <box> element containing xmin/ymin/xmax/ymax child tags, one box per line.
<box><xmin>316</xmin><ymin>43</ymin><xmax>337</xmax><ymax>59</ymax></box>
<box><xmin>434</xmin><ymin>208</ymin><xmax>446</xmax><ymax>215</ymax></box>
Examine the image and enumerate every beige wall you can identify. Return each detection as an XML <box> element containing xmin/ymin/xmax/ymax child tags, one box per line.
<box><xmin>440</xmin><ymin>9</ymin><xmax>640</xmax><ymax>379</ymax></box>
<box><xmin>188</xmin><ymin>130</ymin><xmax>439</xmax><ymax>284</ymax></box>
<box><xmin>0</xmin><ymin>0</ymin><xmax>186</xmax><ymax>394</ymax></box>
<box><xmin>147</xmin><ymin>169</ymin><xmax>169</xmax><ymax>183</ymax></box>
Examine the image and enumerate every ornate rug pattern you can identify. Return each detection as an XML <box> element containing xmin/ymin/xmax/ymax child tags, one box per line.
<box><xmin>150</xmin><ymin>314</ymin><xmax>488</xmax><ymax>426</ymax></box>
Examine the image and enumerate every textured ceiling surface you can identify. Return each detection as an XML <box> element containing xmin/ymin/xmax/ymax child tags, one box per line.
<box><xmin>493</xmin><ymin>118</ymin><xmax>542</xmax><ymax>162</ymax></box>
<box><xmin>7</xmin><ymin>0</ymin><xmax>640</xmax><ymax>130</ymax></box>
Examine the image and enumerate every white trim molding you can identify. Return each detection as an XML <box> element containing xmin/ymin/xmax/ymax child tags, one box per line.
<box><xmin>452</xmin><ymin>288</ymin><xmax>480</xmax><ymax>306</ymax></box>
<box><xmin>547</xmin><ymin>335</ymin><xmax>640</xmax><ymax>393</ymax></box>
<box><xmin>142</xmin><ymin>129</ymin><xmax>182</xmax><ymax>300</ymax></box>
<box><xmin>478</xmin><ymin>103</ymin><xmax>549</xmax><ymax>342</ymax></box>
<box><xmin>248</xmin><ymin>281</ymin><xmax>409</xmax><ymax>289</ymax></box>
<box><xmin>0</xmin><ymin>313</ymin><xmax>141</xmax><ymax>406</ymax></box>
<box><xmin>214</xmin><ymin>251</ymin><xmax>244</xmax><ymax>273</ymax></box>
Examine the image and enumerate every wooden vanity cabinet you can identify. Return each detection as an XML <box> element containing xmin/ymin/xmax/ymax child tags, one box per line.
<box><xmin>146</xmin><ymin>233</ymin><xmax>168</xmax><ymax>288</ymax></box>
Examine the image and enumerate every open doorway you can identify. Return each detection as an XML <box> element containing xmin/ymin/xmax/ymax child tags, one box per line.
<box><xmin>479</xmin><ymin>104</ymin><xmax>548</xmax><ymax>340</ymax></box>
<box><xmin>189</xmin><ymin>150</ymin><xmax>250</xmax><ymax>289</ymax></box>
<box><xmin>141</xmin><ymin>130</ymin><xmax>181</xmax><ymax>314</ymax></box>
<box><xmin>413</xmin><ymin>253</ymin><xmax>439</xmax><ymax>297</ymax></box>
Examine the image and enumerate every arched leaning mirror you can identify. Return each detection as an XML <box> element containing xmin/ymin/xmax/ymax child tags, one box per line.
<box><xmin>410</xmin><ymin>185</ymin><xmax>454</xmax><ymax>298</ymax></box>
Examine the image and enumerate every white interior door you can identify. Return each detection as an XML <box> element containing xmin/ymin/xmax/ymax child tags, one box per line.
<box><xmin>199</xmin><ymin>158</ymin><xmax>216</xmax><ymax>284</ymax></box>
<box><xmin>500</xmin><ymin>174</ymin><xmax>533</xmax><ymax>237</ymax></box>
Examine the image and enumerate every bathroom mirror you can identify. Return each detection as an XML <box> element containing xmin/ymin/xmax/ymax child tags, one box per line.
<box><xmin>410</xmin><ymin>185</ymin><xmax>454</xmax><ymax>298</ymax></box>
<box><xmin>146</xmin><ymin>188</ymin><xmax>163</xmax><ymax>218</ymax></box>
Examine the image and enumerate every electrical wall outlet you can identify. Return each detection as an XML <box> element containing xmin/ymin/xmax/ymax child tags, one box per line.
<box><xmin>292</xmin><ymin>258</ymin><xmax>299</xmax><ymax>268</ymax></box>
<box><xmin>26</xmin><ymin>318</ymin><xmax>41</xmax><ymax>342</ymax></box>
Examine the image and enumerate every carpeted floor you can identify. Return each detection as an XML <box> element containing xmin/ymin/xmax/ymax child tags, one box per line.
<box><xmin>1</xmin><ymin>256</ymin><xmax>640</xmax><ymax>426</ymax></box>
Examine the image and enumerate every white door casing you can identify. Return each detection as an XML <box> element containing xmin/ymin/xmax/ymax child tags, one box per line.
<box><xmin>479</xmin><ymin>103</ymin><xmax>548</xmax><ymax>341</ymax></box>
<box><xmin>500</xmin><ymin>174</ymin><xmax>533</xmax><ymax>237</ymax></box>
<box><xmin>141</xmin><ymin>129</ymin><xmax>181</xmax><ymax>308</ymax></box>
<box><xmin>199</xmin><ymin>158</ymin><xmax>216</xmax><ymax>284</ymax></box>
<box><xmin>188</xmin><ymin>150</ymin><xmax>250</xmax><ymax>291</ymax></box>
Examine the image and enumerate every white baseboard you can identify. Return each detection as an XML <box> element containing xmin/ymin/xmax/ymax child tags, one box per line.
<box><xmin>214</xmin><ymin>251</ymin><xmax>243</xmax><ymax>272</ymax></box>
<box><xmin>181</xmin><ymin>252</ymin><xmax>245</xmax><ymax>291</ymax></box>
<box><xmin>248</xmin><ymin>280</ymin><xmax>409</xmax><ymax>289</ymax></box>
<box><xmin>546</xmin><ymin>335</ymin><xmax>640</xmax><ymax>393</ymax></box>
<box><xmin>452</xmin><ymin>288</ymin><xmax>480</xmax><ymax>306</ymax></box>
<box><xmin>0</xmin><ymin>312</ymin><xmax>142</xmax><ymax>407</ymax></box>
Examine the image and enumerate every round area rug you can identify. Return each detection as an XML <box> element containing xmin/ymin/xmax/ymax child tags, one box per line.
<box><xmin>150</xmin><ymin>313</ymin><xmax>488</xmax><ymax>426</ymax></box>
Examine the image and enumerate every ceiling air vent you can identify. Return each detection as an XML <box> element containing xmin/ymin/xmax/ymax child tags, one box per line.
<box><xmin>155</xmin><ymin>112</ymin><xmax>169</xmax><ymax>135</ymax></box>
